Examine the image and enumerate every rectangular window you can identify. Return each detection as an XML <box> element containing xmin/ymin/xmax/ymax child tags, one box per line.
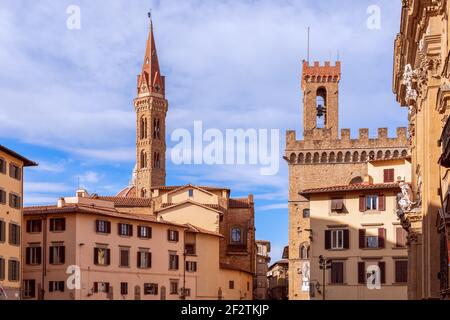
<box><xmin>384</xmin><ymin>169</ymin><xmax>395</xmax><ymax>183</ymax></box>
<box><xmin>0</xmin><ymin>221</ymin><xmax>4</xmax><ymax>242</ymax></box>
<box><xmin>168</xmin><ymin>230</ymin><xmax>179</xmax><ymax>242</ymax></box>
<box><xmin>186</xmin><ymin>261</ymin><xmax>197</xmax><ymax>272</ymax></box>
<box><xmin>49</xmin><ymin>281</ymin><xmax>65</xmax><ymax>293</ymax></box>
<box><xmin>170</xmin><ymin>280</ymin><xmax>179</xmax><ymax>295</ymax></box>
<box><xmin>395</xmin><ymin>260</ymin><xmax>408</xmax><ymax>283</ymax></box>
<box><xmin>121</xmin><ymin>282</ymin><xmax>128</xmax><ymax>295</ymax></box>
<box><xmin>138</xmin><ymin>226</ymin><xmax>152</xmax><ymax>239</ymax></box>
<box><xmin>23</xmin><ymin>280</ymin><xmax>36</xmax><ymax>298</ymax></box>
<box><xmin>144</xmin><ymin>283</ymin><xmax>158</xmax><ymax>295</ymax></box>
<box><xmin>188</xmin><ymin>189</ymin><xmax>194</xmax><ymax>198</ymax></box>
<box><xmin>49</xmin><ymin>218</ymin><xmax>66</xmax><ymax>232</ymax></box>
<box><xmin>8</xmin><ymin>260</ymin><xmax>20</xmax><ymax>281</ymax></box>
<box><xmin>366</xmin><ymin>236</ymin><xmax>379</xmax><ymax>248</ymax></box>
<box><xmin>185</xmin><ymin>244</ymin><xmax>196</xmax><ymax>255</ymax></box>
<box><xmin>94</xmin><ymin>282</ymin><xmax>110</xmax><ymax>293</ymax></box>
<box><xmin>366</xmin><ymin>195</ymin><xmax>378</xmax><ymax>210</ymax></box>
<box><xmin>9</xmin><ymin>194</ymin><xmax>21</xmax><ymax>209</ymax></box>
<box><xmin>0</xmin><ymin>189</ymin><xmax>6</xmax><ymax>204</ymax></box>
<box><xmin>96</xmin><ymin>220</ymin><xmax>111</xmax><ymax>234</ymax></box>
<box><xmin>302</xmin><ymin>209</ymin><xmax>310</xmax><ymax>218</ymax></box>
<box><xmin>9</xmin><ymin>223</ymin><xmax>20</xmax><ymax>245</ymax></box>
<box><xmin>9</xmin><ymin>163</ymin><xmax>21</xmax><ymax>180</ymax></box>
<box><xmin>330</xmin><ymin>261</ymin><xmax>344</xmax><ymax>284</ymax></box>
<box><xmin>181</xmin><ymin>288</ymin><xmax>191</xmax><ymax>297</ymax></box>
<box><xmin>396</xmin><ymin>227</ymin><xmax>407</xmax><ymax>247</ymax></box>
<box><xmin>169</xmin><ymin>253</ymin><xmax>179</xmax><ymax>270</ymax></box>
<box><xmin>0</xmin><ymin>158</ymin><xmax>5</xmax><ymax>175</ymax></box>
<box><xmin>26</xmin><ymin>247</ymin><xmax>42</xmax><ymax>265</ymax></box>
<box><xmin>0</xmin><ymin>258</ymin><xmax>5</xmax><ymax>280</ymax></box>
<box><xmin>119</xmin><ymin>248</ymin><xmax>130</xmax><ymax>268</ymax></box>
<box><xmin>26</xmin><ymin>220</ymin><xmax>42</xmax><ymax>233</ymax></box>
<box><xmin>229</xmin><ymin>281</ymin><xmax>235</xmax><ymax>289</ymax></box>
<box><xmin>138</xmin><ymin>251</ymin><xmax>152</xmax><ymax>269</ymax></box>
<box><xmin>94</xmin><ymin>248</ymin><xmax>110</xmax><ymax>266</ymax></box>
<box><xmin>331</xmin><ymin>230</ymin><xmax>344</xmax><ymax>249</ymax></box>
<box><xmin>49</xmin><ymin>245</ymin><xmax>65</xmax><ymax>265</ymax></box>
<box><xmin>118</xmin><ymin>223</ymin><xmax>133</xmax><ymax>237</ymax></box>
<box><xmin>331</xmin><ymin>197</ymin><xmax>344</xmax><ymax>212</ymax></box>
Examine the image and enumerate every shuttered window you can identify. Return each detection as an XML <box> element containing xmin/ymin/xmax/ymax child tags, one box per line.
<box><xmin>331</xmin><ymin>197</ymin><xmax>344</xmax><ymax>211</ymax></box>
<box><xmin>169</xmin><ymin>253</ymin><xmax>179</xmax><ymax>270</ymax></box>
<box><xmin>384</xmin><ymin>169</ymin><xmax>395</xmax><ymax>183</ymax></box>
<box><xmin>8</xmin><ymin>260</ymin><xmax>20</xmax><ymax>281</ymax></box>
<box><xmin>118</xmin><ymin>223</ymin><xmax>133</xmax><ymax>237</ymax></box>
<box><xmin>396</xmin><ymin>227</ymin><xmax>407</xmax><ymax>247</ymax></box>
<box><xmin>325</xmin><ymin>229</ymin><xmax>349</xmax><ymax>250</ymax></box>
<box><xmin>0</xmin><ymin>258</ymin><xmax>5</xmax><ymax>280</ymax></box>
<box><xmin>49</xmin><ymin>245</ymin><xmax>65</xmax><ymax>265</ymax></box>
<box><xmin>121</xmin><ymin>282</ymin><xmax>128</xmax><ymax>295</ymax></box>
<box><xmin>9</xmin><ymin>163</ymin><xmax>21</xmax><ymax>180</ymax></box>
<box><xmin>330</xmin><ymin>261</ymin><xmax>344</xmax><ymax>284</ymax></box>
<box><xmin>94</xmin><ymin>248</ymin><xmax>110</xmax><ymax>266</ymax></box>
<box><xmin>119</xmin><ymin>248</ymin><xmax>130</xmax><ymax>268</ymax></box>
<box><xmin>9</xmin><ymin>223</ymin><xmax>20</xmax><ymax>245</ymax></box>
<box><xmin>23</xmin><ymin>280</ymin><xmax>36</xmax><ymax>298</ymax></box>
<box><xmin>138</xmin><ymin>226</ymin><xmax>152</xmax><ymax>239</ymax></box>
<box><xmin>358</xmin><ymin>262</ymin><xmax>365</xmax><ymax>284</ymax></box>
<box><xmin>137</xmin><ymin>251</ymin><xmax>151</xmax><ymax>269</ymax></box>
<box><xmin>0</xmin><ymin>158</ymin><xmax>5</xmax><ymax>175</ymax></box>
<box><xmin>49</xmin><ymin>281</ymin><xmax>65</xmax><ymax>293</ymax></box>
<box><xmin>0</xmin><ymin>189</ymin><xmax>6</xmax><ymax>204</ymax></box>
<box><xmin>0</xmin><ymin>221</ymin><xmax>5</xmax><ymax>242</ymax></box>
<box><xmin>144</xmin><ymin>283</ymin><xmax>158</xmax><ymax>295</ymax></box>
<box><xmin>26</xmin><ymin>220</ymin><xmax>42</xmax><ymax>233</ymax></box>
<box><xmin>26</xmin><ymin>247</ymin><xmax>42</xmax><ymax>265</ymax></box>
<box><xmin>9</xmin><ymin>194</ymin><xmax>21</xmax><ymax>209</ymax></box>
<box><xmin>96</xmin><ymin>220</ymin><xmax>111</xmax><ymax>234</ymax></box>
<box><xmin>379</xmin><ymin>261</ymin><xmax>386</xmax><ymax>284</ymax></box>
<box><xmin>168</xmin><ymin>230</ymin><xmax>179</xmax><ymax>242</ymax></box>
<box><xmin>49</xmin><ymin>218</ymin><xmax>65</xmax><ymax>232</ymax></box>
<box><xmin>395</xmin><ymin>260</ymin><xmax>408</xmax><ymax>283</ymax></box>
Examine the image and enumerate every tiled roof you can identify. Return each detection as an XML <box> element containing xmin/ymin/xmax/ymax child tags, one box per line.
<box><xmin>228</xmin><ymin>198</ymin><xmax>252</xmax><ymax>208</ymax></box>
<box><xmin>151</xmin><ymin>185</ymin><xmax>229</xmax><ymax>192</ymax></box>
<box><xmin>0</xmin><ymin>145</ymin><xmax>38</xmax><ymax>167</ymax></box>
<box><xmin>300</xmin><ymin>183</ymin><xmax>400</xmax><ymax>195</ymax></box>
<box><xmin>23</xmin><ymin>204</ymin><xmax>177</xmax><ymax>225</ymax></box>
<box><xmin>94</xmin><ymin>196</ymin><xmax>152</xmax><ymax>207</ymax></box>
<box><xmin>184</xmin><ymin>223</ymin><xmax>224</xmax><ymax>238</ymax></box>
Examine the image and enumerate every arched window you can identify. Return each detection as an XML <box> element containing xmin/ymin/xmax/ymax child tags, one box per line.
<box><xmin>337</xmin><ymin>152</ymin><xmax>343</xmax><ymax>163</ymax></box>
<box><xmin>385</xmin><ymin>150</ymin><xmax>391</xmax><ymax>159</ymax></box>
<box><xmin>140</xmin><ymin>117</ymin><xmax>147</xmax><ymax>139</ymax></box>
<box><xmin>140</xmin><ymin>150</ymin><xmax>147</xmax><ymax>169</ymax></box>
<box><xmin>321</xmin><ymin>152</ymin><xmax>327</xmax><ymax>163</ymax></box>
<box><xmin>153</xmin><ymin>118</ymin><xmax>161</xmax><ymax>139</ymax></box>
<box><xmin>141</xmin><ymin>188</ymin><xmax>147</xmax><ymax>198</ymax></box>
<box><xmin>154</xmin><ymin>152</ymin><xmax>161</xmax><ymax>169</ymax></box>
<box><xmin>298</xmin><ymin>153</ymin><xmax>304</xmax><ymax>164</ymax></box>
<box><xmin>369</xmin><ymin>151</ymin><xmax>375</xmax><ymax>160</ymax></box>
<box><xmin>401</xmin><ymin>150</ymin><xmax>408</xmax><ymax>157</ymax></box>
<box><xmin>300</xmin><ymin>244</ymin><xmax>310</xmax><ymax>259</ymax></box>
<box><xmin>305</xmin><ymin>153</ymin><xmax>312</xmax><ymax>164</ymax></box>
<box><xmin>316</xmin><ymin>87</ymin><xmax>327</xmax><ymax>128</ymax></box>
<box><xmin>377</xmin><ymin>150</ymin><xmax>383</xmax><ymax>159</ymax></box>
<box><xmin>290</xmin><ymin>153</ymin><xmax>296</xmax><ymax>163</ymax></box>
<box><xmin>393</xmin><ymin>150</ymin><xmax>400</xmax><ymax>158</ymax></box>
<box><xmin>344</xmin><ymin>152</ymin><xmax>351</xmax><ymax>162</ymax></box>
<box><xmin>329</xmin><ymin>152</ymin><xmax>336</xmax><ymax>163</ymax></box>
<box><xmin>231</xmin><ymin>227</ymin><xmax>242</xmax><ymax>244</ymax></box>
<box><xmin>313</xmin><ymin>153</ymin><xmax>320</xmax><ymax>163</ymax></box>
<box><xmin>361</xmin><ymin>151</ymin><xmax>367</xmax><ymax>162</ymax></box>
<box><xmin>353</xmin><ymin>151</ymin><xmax>359</xmax><ymax>163</ymax></box>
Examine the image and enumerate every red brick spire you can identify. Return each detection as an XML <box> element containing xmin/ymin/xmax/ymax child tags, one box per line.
<box><xmin>137</xmin><ymin>15</ymin><xmax>165</xmax><ymax>96</ymax></box>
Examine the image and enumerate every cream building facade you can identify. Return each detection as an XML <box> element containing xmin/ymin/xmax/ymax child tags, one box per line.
<box><xmin>304</xmin><ymin>158</ymin><xmax>410</xmax><ymax>300</ymax></box>
<box><xmin>0</xmin><ymin>145</ymin><xmax>36</xmax><ymax>300</ymax></box>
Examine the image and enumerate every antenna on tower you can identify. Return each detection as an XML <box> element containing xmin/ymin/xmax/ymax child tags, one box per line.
<box><xmin>148</xmin><ymin>10</ymin><xmax>153</xmax><ymax>30</ymax></box>
<box><xmin>337</xmin><ymin>50</ymin><xmax>340</xmax><ymax>61</ymax></box>
<box><xmin>307</xmin><ymin>27</ymin><xmax>310</xmax><ymax>62</ymax></box>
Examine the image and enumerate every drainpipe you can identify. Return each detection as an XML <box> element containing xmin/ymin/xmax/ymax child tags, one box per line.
<box><xmin>181</xmin><ymin>229</ymin><xmax>187</xmax><ymax>300</ymax></box>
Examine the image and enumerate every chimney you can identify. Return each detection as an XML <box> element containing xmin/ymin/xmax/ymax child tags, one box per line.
<box><xmin>57</xmin><ymin>197</ymin><xmax>65</xmax><ymax>208</ymax></box>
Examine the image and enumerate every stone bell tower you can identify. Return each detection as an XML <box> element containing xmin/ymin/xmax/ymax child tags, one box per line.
<box><xmin>302</xmin><ymin>61</ymin><xmax>341</xmax><ymax>140</ymax></box>
<box><xmin>134</xmin><ymin>16</ymin><xmax>168</xmax><ymax>197</ymax></box>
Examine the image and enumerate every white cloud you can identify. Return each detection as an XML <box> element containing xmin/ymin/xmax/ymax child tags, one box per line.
<box><xmin>78</xmin><ymin>171</ymin><xmax>100</xmax><ymax>185</ymax></box>
<box><xmin>25</xmin><ymin>182</ymin><xmax>72</xmax><ymax>194</ymax></box>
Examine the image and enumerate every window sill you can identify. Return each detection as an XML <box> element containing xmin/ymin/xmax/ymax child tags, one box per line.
<box><xmin>327</xmin><ymin>248</ymin><xmax>347</xmax><ymax>251</ymax></box>
<box><xmin>328</xmin><ymin>283</ymin><xmax>347</xmax><ymax>286</ymax></box>
<box><xmin>392</xmin><ymin>246</ymin><xmax>407</xmax><ymax>250</ymax></box>
<box><xmin>361</xmin><ymin>247</ymin><xmax>383</xmax><ymax>250</ymax></box>
<box><xmin>362</xmin><ymin>211</ymin><xmax>382</xmax><ymax>214</ymax></box>
<box><xmin>138</xmin><ymin>237</ymin><xmax>151</xmax><ymax>240</ymax></box>
<box><xmin>119</xmin><ymin>235</ymin><xmax>132</xmax><ymax>238</ymax></box>
<box><xmin>119</xmin><ymin>266</ymin><xmax>130</xmax><ymax>269</ymax></box>
<box><xmin>393</xmin><ymin>282</ymin><xmax>407</xmax><ymax>285</ymax></box>
<box><xmin>50</xmin><ymin>231</ymin><xmax>66</xmax><ymax>233</ymax></box>
<box><xmin>96</xmin><ymin>232</ymin><xmax>110</xmax><ymax>236</ymax></box>
<box><xmin>93</xmin><ymin>264</ymin><xmax>110</xmax><ymax>267</ymax></box>
<box><xmin>169</xmin><ymin>269</ymin><xmax>179</xmax><ymax>271</ymax></box>
<box><xmin>27</xmin><ymin>232</ymin><xmax>42</xmax><ymax>235</ymax></box>
<box><xmin>168</xmin><ymin>240</ymin><xmax>179</xmax><ymax>243</ymax></box>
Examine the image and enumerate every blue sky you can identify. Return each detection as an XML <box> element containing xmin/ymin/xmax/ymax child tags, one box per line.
<box><xmin>0</xmin><ymin>0</ymin><xmax>407</xmax><ymax>261</ymax></box>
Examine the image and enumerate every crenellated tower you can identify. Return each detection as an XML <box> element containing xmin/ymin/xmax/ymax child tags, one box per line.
<box><xmin>134</xmin><ymin>17</ymin><xmax>168</xmax><ymax>197</ymax></box>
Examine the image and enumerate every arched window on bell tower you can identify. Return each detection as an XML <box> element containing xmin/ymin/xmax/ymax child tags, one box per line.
<box><xmin>153</xmin><ymin>118</ymin><xmax>160</xmax><ymax>139</ymax></box>
<box><xmin>153</xmin><ymin>152</ymin><xmax>160</xmax><ymax>169</ymax></box>
<box><xmin>140</xmin><ymin>150</ymin><xmax>147</xmax><ymax>169</ymax></box>
<box><xmin>316</xmin><ymin>87</ymin><xmax>327</xmax><ymax>129</ymax></box>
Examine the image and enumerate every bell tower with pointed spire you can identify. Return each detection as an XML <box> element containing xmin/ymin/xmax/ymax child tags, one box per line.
<box><xmin>134</xmin><ymin>14</ymin><xmax>167</xmax><ymax>197</ymax></box>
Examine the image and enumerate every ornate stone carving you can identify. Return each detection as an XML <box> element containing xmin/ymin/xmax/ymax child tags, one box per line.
<box><xmin>403</xmin><ymin>64</ymin><xmax>418</xmax><ymax>116</ymax></box>
<box><xmin>398</xmin><ymin>182</ymin><xmax>416</xmax><ymax>212</ymax></box>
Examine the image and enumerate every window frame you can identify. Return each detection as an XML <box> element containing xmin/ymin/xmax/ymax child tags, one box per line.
<box><xmin>231</xmin><ymin>227</ymin><xmax>243</xmax><ymax>244</ymax></box>
<box><xmin>366</xmin><ymin>195</ymin><xmax>378</xmax><ymax>211</ymax></box>
<box><xmin>331</xmin><ymin>229</ymin><xmax>344</xmax><ymax>250</ymax></box>
<box><xmin>23</xmin><ymin>279</ymin><xmax>36</xmax><ymax>298</ymax></box>
<box><xmin>49</xmin><ymin>218</ymin><xmax>66</xmax><ymax>232</ymax></box>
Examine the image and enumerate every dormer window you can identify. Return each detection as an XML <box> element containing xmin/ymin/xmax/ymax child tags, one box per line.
<box><xmin>188</xmin><ymin>189</ymin><xmax>194</xmax><ymax>198</ymax></box>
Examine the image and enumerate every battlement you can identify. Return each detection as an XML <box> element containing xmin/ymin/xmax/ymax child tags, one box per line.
<box><xmin>302</xmin><ymin>61</ymin><xmax>341</xmax><ymax>83</ymax></box>
<box><xmin>286</xmin><ymin>127</ymin><xmax>408</xmax><ymax>152</ymax></box>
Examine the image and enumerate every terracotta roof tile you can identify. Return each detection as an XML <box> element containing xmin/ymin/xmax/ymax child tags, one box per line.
<box><xmin>300</xmin><ymin>183</ymin><xmax>400</xmax><ymax>195</ymax></box>
<box><xmin>94</xmin><ymin>196</ymin><xmax>152</xmax><ymax>207</ymax></box>
<box><xmin>116</xmin><ymin>186</ymin><xmax>137</xmax><ymax>198</ymax></box>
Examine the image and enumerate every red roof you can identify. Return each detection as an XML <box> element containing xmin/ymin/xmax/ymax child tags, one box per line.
<box><xmin>0</xmin><ymin>145</ymin><xmax>37</xmax><ymax>167</ymax></box>
<box><xmin>94</xmin><ymin>196</ymin><xmax>152</xmax><ymax>207</ymax></box>
<box><xmin>116</xmin><ymin>186</ymin><xmax>137</xmax><ymax>198</ymax></box>
<box><xmin>300</xmin><ymin>183</ymin><xmax>400</xmax><ymax>195</ymax></box>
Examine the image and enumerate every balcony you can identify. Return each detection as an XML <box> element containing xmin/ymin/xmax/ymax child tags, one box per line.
<box><xmin>185</xmin><ymin>244</ymin><xmax>196</xmax><ymax>255</ymax></box>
